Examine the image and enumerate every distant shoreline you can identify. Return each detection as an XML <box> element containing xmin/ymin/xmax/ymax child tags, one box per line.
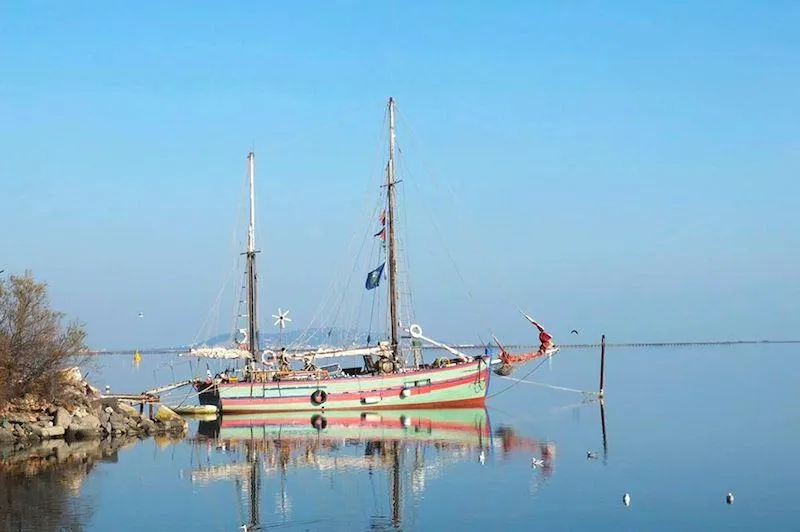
<box><xmin>87</xmin><ymin>339</ymin><xmax>800</xmax><ymax>355</ymax></box>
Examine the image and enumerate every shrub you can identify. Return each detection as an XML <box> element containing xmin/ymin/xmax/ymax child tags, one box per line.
<box><xmin>0</xmin><ymin>271</ymin><xmax>88</xmax><ymax>404</ymax></box>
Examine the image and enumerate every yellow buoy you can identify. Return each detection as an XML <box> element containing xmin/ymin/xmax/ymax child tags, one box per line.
<box><xmin>133</xmin><ymin>350</ymin><xmax>142</xmax><ymax>363</ymax></box>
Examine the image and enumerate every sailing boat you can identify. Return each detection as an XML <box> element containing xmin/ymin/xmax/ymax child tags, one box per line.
<box><xmin>190</xmin><ymin>98</ymin><xmax>491</xmax><ymax>413</ymax></box>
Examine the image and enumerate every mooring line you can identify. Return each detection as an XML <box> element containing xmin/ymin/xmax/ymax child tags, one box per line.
<box><xmin>497</xmin><ymin>376</ymin><xmax>594</xmax><ymax>395</ymax></box>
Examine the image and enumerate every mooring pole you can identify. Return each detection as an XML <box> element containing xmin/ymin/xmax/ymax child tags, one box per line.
<box><xmin>599</xmin><ymin>334</ymin><xmax>606</xmax><ymax>398</ymax></box>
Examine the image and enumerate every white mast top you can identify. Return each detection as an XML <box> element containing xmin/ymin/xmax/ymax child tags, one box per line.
<box><xmin>247</xmin><ymin>152</ymin><xmax>256</xmax><ymax>254</ymax></box>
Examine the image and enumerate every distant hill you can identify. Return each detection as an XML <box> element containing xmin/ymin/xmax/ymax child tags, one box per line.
<box><xmin>200</xmin><ymin>328</ymin><xmax>372</xmax><ymax>349</ymax></box>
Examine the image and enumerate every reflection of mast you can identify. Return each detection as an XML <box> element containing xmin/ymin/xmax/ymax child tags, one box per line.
<box><xmin>599</xmin><ymin>398</ymin><xmax>608</xmax><ymax>464</ymax></box>
<box><xmin>247</xmin><ymin>443</ymin><xmax>260</xmax><ymax>528</ymax></box>
<box><xmin>275</xmin><ymin>470</ymin><xmax>291</xmax><ymax>520</ymax></box>
<box><xmin>390</xmin><ymin>441</ymin><xmax>402</xmax><ymax>528</ymax></box>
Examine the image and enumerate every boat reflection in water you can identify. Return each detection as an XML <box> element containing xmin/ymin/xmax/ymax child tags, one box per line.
<box><xmin>190</xmin><ymin>408</ymin><xmax>555</xmax><ymax>530</ymax></box>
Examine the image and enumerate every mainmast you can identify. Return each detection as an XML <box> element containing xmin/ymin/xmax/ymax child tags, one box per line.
<box><xmin>245</xmin><ymin>152</ymin><xmax>260</xmax><ymax>362</ymax></box>
<box><xmin>386</xmin><ymin>97</ymin><xmax>400</xmax><ymax>366</ymax></box>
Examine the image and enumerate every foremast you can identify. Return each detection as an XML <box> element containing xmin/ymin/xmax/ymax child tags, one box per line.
<box><xmin>245</xmin><ymin>152</ymin><xmax>260</xmax><ymax>365</ymax></box>
<box><xmin>386</xmin><ymin>97</ymin><xmax>401</xmax><ymax>368</ymax></box>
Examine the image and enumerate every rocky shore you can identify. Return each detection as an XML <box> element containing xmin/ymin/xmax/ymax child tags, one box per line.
<box><xmin>0</xmin><ymin>397</ymin><xmax>187</xmax><ymax>446</ymax></box>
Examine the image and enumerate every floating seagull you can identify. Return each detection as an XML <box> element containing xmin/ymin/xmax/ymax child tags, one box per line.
<box><xmin>726</xmin><ymin>492</ymin><xmax>734</xmax><ymax>505</ymax></box>
<box><xmin>531</xmin><ymin>457</ymin><xmax>544</xmax><ymax>469</ymax></box>
<box><xmin>137</xmin><ymin>312</ymin><xmax>144</xmax><ymax>319</ymax></box>
<box><xmin>622</xmin><ymin>493</ymin><xmax>631</xmax><ymax>506</ymax></box>
<box><xmin>570</xmin><ymin>329</ymin><xmax>579</xmax><ymax>335</ymax></box>
<box><xmin>586</xmin><ymin>450</ymin><xmax>598</xmax><ymax>459</ymax></box>
<box><xmin>478</xmin><ymin>450</ymin><xmax>485</xmax><ymax>465</ymax></box>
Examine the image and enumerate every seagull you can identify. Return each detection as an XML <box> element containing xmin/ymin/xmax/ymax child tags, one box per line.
<box><xmin>726</xmin><ymin>492</ymin><xmax>734</xmax><ymax>505</ymax></box>
<box><xmin>622</xmin><ymin>493</ymin><xmax>631</xmax><ymax>506</ymax></box>
<box><xmin>570</xmin><ymin>329</ymin><xmax>579</xmax><ymax>335</ymax></box>
<box><xmin>138</xmin><ymin>312</ymin><xmax>144</xmax><ymax>319</ymax></box>
<box><xmin>531</xmin><ymin>457</ymin><xmax>544</xmax><ymax>469</ymax></box>
<box><xmin>272</xmin><ymin>308</ymin><xmax>292</xmax><ymax>329</ymax></box>
<box><xmin>586</xmin><ymin>450</ymin><xmax>598</xmax><ymax>459</ymax></box>
<box><xmin>478</xmin><ymin>450</ymin><xmax>485</xmax><ymax>465</ymax></box>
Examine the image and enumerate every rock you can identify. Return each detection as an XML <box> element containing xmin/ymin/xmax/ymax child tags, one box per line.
<box><xmin>21</xmin><ymin>423</ymin><xmax>40</xmax><ymax>439</ymax></box>
<box><xmin>0</xmin><ymin>427</ymin><xmax>15</xmax><ymax>443</ymax></box>
<box><xmin>4</xmin><ymin>413</ymin><xmax>33</xmax><ymax>424</ymax></box>
<box><xmin>72</xmin><ymin>407</ymin><xmax>90</xmax><ymax>419</ymax></box>
<box><xmin>31</xmin><ymin>425</ymin><xmax>65</xmax><ymax>439</ymax></box>
<box><xmin>66</xmin><ymin>414</ymin><xmax>102</xmax><ymax>439</ymax></box>
<box><xmin>155</xmin><ymin>405</ymin><xmax>182</xmax><ymax>423</ymax></box>
<box><xmin>116</xmin><ymin>402</ymin><xmax>141</xmax><ymax>419</ymax></box>
<box><xmin>104</xmin><ymin>406</ymin><xmax>114</xmax><ymax>414</ymax></box>
<box><xmin>154</xmin><ymin>417</ymin><xmax>187</xmax><ymax>435</ymax></box>
<box><xmin>54</xmin><ymin>407</ymin><xmax>72</xmax><ymax>428</ymax></box>
<box><xmin>99</xmin><ymin>410</ymin><xmax>111</xmax><ymax>424</ymax></box>
<box><xmin>139</xmin><ymin>418</ymin><xmax>156</xmax><ymax>434</ymax></box>
<box><xmin>83</xmin><ymin>414</ymin><xmax>101</xmax><ymax>429</ymax></box>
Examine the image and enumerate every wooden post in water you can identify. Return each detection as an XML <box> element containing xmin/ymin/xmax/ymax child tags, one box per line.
<box><xmin>599</xmin><ymin>334</ymin><xmax>606</xmax><ymax>398</ymax></box>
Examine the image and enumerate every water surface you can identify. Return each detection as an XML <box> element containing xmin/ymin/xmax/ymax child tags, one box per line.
<box><xmin>3</xmin><ymin>344</ymin><xmax>797</xmax><ymax>531</ymax></box>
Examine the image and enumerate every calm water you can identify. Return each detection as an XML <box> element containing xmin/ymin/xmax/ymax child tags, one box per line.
<box><xmin>3</xmin><ymin>344</ymin><xmax>799</xmax><ymax>531</ymax></box>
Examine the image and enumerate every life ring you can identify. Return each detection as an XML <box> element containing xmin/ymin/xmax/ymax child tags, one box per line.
<box><xmin>310</xmin><ymin>389</ymin><xmax>328</xmax><ymax>405</ymax></box>
<box><xmin>409</xmin><ymin>324</ymin><xmax>423</xmax><ymax>338</ymax></box>
<box><xmin>262</xmin><ymin>350</ymin><xmax>275</xmax><ymax>366</ymax></box>
<box><xmin>310</xmin><ymin>414</ymin><xmax>327</xmax><ymax>430</ymax></box>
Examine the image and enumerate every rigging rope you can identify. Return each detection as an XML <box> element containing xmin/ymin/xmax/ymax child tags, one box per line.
<box><xmin>288</xmin><ymin>111</ymin><xmax>389</xmax><ymax>351</ymax></box>
<box><xmin>394</xmin><ymin>108</ymin><xmax>493</xmax><ymax>347</ymax></box>
<box><xmin>487</xmin><ymin>353</ymin><xmax>554</xmax><ymax>399</ymax></box>
<box><xmin>496</xmin><ymin>376</ymin><xmax>596</xmax><ymax>396</ymax></box>
<box><xmin>191</xmin><ymin>166</ymin><xmax>250</xmax><ymax>347</ymax></box>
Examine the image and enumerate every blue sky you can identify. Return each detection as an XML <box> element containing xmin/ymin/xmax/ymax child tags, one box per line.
<box><xmin>1</xmin><ymin>2</ymin><xmax>798</xmax><ymax>349</ymax></box>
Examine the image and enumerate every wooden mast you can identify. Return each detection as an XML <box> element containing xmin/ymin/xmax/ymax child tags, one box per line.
<box><xmin>245</xmin><ymin>152</ymin><xmax>259</xmax><ymax>365</ymax></box>
<box><xmin>386</xmin><ymin>97</ymin><xmax>401</xmax><ymax>367</ymax></box>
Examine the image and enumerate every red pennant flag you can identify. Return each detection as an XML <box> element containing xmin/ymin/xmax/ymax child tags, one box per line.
<box><xmin>373</xmin><ymin>227</ymin><xmax>386</xmax><ymax>240</ymax></box>
<box><xmin>379</xmin><ymin>209</ymin><xmax>386</xmax><ymax>226</ymax></box>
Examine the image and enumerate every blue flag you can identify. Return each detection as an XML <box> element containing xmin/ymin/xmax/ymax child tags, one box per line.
<box><xmin>365</xmin><ymin>262</ymin><xmax>385</xmax><ymax>290</ymax></box>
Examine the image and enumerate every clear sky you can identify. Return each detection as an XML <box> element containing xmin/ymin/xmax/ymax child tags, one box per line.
<box><xmin>1</xmin><ymin>1</ymin><xmax>798</xmax><ymax>349</ymax></box>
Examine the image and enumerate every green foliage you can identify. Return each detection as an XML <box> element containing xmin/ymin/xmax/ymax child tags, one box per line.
<box><xmin>0</xmin><ymin>271</ymin><xmax>88</xmax><ymax>403</ymax></box>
